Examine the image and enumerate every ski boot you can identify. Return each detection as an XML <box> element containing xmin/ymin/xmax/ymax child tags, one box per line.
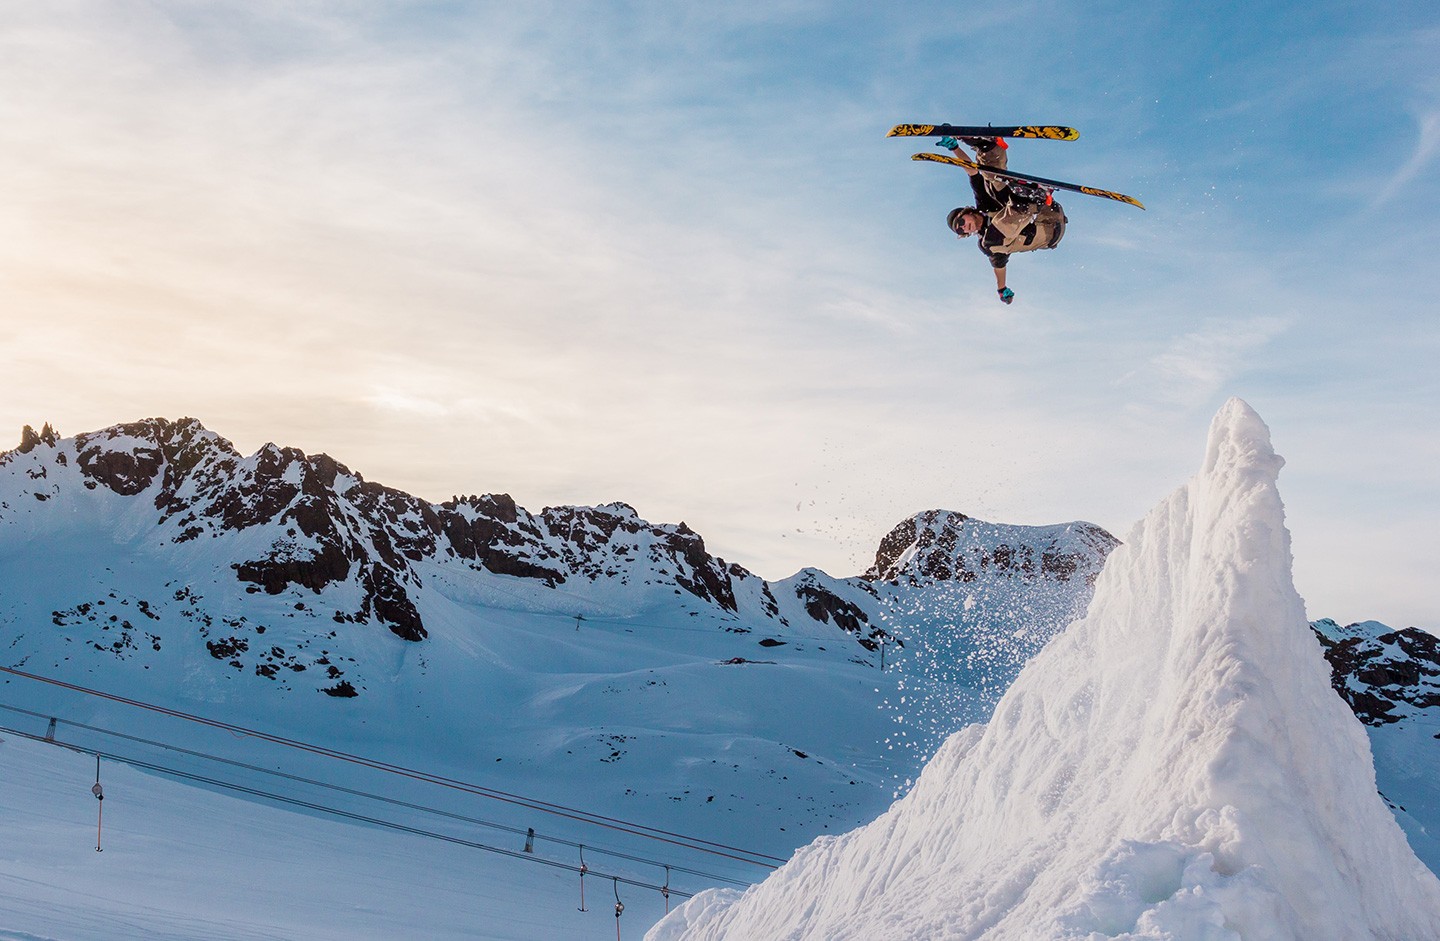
<box><xmin>960</xmin><ymin>136</ymin><xmax>1006</xmax><ymax>154</ymax></box>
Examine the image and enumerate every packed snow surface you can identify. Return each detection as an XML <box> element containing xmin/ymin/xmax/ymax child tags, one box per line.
<box><xmin>650</xmin><ymin>398</ymin><xmax>1440</xmax><ymax>941</ymax></box>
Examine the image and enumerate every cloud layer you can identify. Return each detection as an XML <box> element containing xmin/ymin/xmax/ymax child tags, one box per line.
<box><xmin>2</xmin><ymin>1</ymin><xmax>1437</xmax><ymax>627</ymax></box>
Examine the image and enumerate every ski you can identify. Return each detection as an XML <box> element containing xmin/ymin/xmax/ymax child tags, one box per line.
<box><xmin>887</xmin><ymin>124</ymin><xmax>1079</xmax><ymax>141</ymax></box>
<box><xmin>911</xmin><ymin>152</ymin><xmax>1145</xmax><ymax>210</ymax></box>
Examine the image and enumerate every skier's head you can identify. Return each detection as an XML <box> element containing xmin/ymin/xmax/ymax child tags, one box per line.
<box><xmin>947</xmin><ymin>207</ymin><xmax>982</xmax><ymax>237</ymax></box>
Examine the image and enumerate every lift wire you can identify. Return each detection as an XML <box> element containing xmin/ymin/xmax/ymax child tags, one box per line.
<box><xmin>0</xmin><ymin>702</ymin><xmax>751</xmax><ymax>888</ymax></box>
<box><xmin>0</xmin><ymin>665</ymin><xmax>785</xmax><ymax>867</ymax></box>
<box><xmin>0</xmin><ymin>719</ymin><xmax>695</xmax><ymax>900</ymax></box>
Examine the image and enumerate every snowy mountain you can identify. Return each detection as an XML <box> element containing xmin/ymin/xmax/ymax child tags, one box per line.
<box><xmin>0</xmin><ymin>419</ymin><xmax>1111</xmax><ymax>716</ymax></box>
<box><xmin>651</xmin><ymin>398</ymin><xmax>1440</xmax><ymax>940</ymax></box>
<box><xmin>4</xmin><ymin>413</ymin><xmax>1438</xmax><ymax>940</ymax></box>
<box><xmin>3</xmin><ymin>418</ymin><xmax>875</xmax><ymax>650</ymax></box>
<box><xmin>0</xmin><ymin>416</ymin><xmax>1117</xmax><ymax>697</ymax></box>
<box><xmin>0</xmin><ymin>417</ymin><xmax>1117</xmax><ymax>939</ymax></box>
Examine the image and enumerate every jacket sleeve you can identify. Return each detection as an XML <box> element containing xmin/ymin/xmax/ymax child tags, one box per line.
<box><xmin>978</xmin><ymin>240</ymin><xmax>1008</xmax><ymax>268</ymax></box>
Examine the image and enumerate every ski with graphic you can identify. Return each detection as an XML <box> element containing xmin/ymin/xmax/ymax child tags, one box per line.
<box><xmin>911</xmin><ymin>152</ymin><xmax>1145</xmax><ymax>209</ymax></box>
<box><xmin>887</xmin><ymin>124</ymin><xmax>1079</xmax><ymax>141</ymax></box>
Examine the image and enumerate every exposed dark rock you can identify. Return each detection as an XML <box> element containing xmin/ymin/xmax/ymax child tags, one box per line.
<box><xmin>75</xmin><ymin>424</ymin><xmax>167</xmax><ymax>496</ymax></box>
<box><xmin>15</xmin><ymin>423</ymin><xmax>59</xmax><ymax>455</ymax></box>
<box><xmin>667</xmin><ymin>523</ymin><xmax>739</xmax><ymax>612</ymax></box>
<box><xmin>360</xmin><ymin>564</ymin><xmax>426</xmax><ymax>642</ymax></box>
<box><xmin>869</xmin><ymin>511</ymin><xmax>970</xmax><ymax>580</ymax></box>
<box><xmin>1313</xmin><ymin>619</ymin><xmax>1440</xmax><ymax>727</ymax></box>
<box><xmin>233</xmin><ymin>540</ymin><xmax>352</xmax><ymax>595</ymax></box>
<box><xmin>792</xmin><ymin>575</ymin><xmax>898</xmax><ymax>652</ymax></box>
<box><xmin>205</xmin><ymin>636</ymin><xmax>248</xmax><ymax>667</ymax></box>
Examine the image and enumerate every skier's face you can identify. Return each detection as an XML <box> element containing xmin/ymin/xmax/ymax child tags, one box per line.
<box><xmin>955</xmin><ymin>211</ymin><xmax>981</xmax><ymax>237</ymax></box>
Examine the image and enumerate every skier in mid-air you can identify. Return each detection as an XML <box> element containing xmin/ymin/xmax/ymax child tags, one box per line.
<box><xmin>941</xmin><ymin>136</ymin><xmax>1068</xmax><ymax>305</ymax></box>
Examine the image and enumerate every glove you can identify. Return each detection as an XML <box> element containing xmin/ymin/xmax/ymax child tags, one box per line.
<box><xmin>936</xmin><ymin>136</ymin><xmax>959</xmax><ymax>150</ymax></box>
<box><xmin>998</xmin><ymin>287</ymin><xmax>1014</xmax><ymax>305</ymax></box>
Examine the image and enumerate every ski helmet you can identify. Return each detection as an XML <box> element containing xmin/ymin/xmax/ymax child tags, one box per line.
<box><xmin>947</xmin><ymin>207</ymin><xmax>977</xmax><ymax>235</ymax></box>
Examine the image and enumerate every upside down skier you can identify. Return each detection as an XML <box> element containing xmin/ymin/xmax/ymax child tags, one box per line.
<box><xmin>942</xmin><ymin>136</ymin><xmax>1068</xmax><ymax>305</ymax></box>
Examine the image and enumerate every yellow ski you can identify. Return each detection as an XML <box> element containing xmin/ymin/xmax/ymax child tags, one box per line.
<box><xmin>887</xmin><ymin>124</ymin><xmax>1079</xmax><ymax>141</ymax></box>
<box><xmin>911</xmin><ymin>152</ymin><xmax>1145</xmax><ymax>210</ymax></box>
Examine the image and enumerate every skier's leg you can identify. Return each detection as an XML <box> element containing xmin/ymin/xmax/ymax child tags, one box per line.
<box><xmin>1039</xmin><ymin>201</ymin><xmax>1067</xmax><ymax>248</ymax></box>
<box><xmin>976</xmin><ymin>144</ymin><xmax>1008</xmax><ymax>172</ymax></box>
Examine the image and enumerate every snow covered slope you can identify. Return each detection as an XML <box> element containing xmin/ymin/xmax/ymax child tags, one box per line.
<box><xmin>0</xmin><ymin>417</ymin><xmax>1119</xmax><ymax>939</ymax></box>
<box><xmin>651</xmin><ymin>398</ymin><xmax>1440</xmax><ymax>940</ymax></box>
<box><xmin>0</xmin><ymin>732</ymin><xmax>627</xmax><ymax>941</ymax></box>
<box><xmin>0</xmin><ymin>419</ymin><xmax>899</xmax><ymax>862</ymax></box>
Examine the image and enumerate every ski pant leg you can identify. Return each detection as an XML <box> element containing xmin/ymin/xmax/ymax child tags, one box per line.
<box><xmin>977</xmin><ymin>147</ymin><xmax>1008</xmax><ymax>172</ymax></box>
<box><xmin>968</xmin><ymin>172</ymin><xmax>989</xmax><ymax>206</ymax></box>
<box><xmin>975</xmin><ymin>146</ymin><xmax>1016</xmax><ymax>208</ymax></box>
<box><xmin>1037</xmin><ymin>201</ymin><xmax>1067</xmax><ymax>249</ymax></box>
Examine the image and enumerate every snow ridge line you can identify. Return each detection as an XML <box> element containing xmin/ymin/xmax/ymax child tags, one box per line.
<box><xmin>0</xmin><ymin>664</ymin><xmax>785</xmax><ymax>867</ymax></box>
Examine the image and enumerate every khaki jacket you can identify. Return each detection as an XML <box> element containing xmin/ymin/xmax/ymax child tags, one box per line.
<box><xmin>975</xmin><ymin>147</ymin><xmax>1067</xmax><ymax>265</ymax></box>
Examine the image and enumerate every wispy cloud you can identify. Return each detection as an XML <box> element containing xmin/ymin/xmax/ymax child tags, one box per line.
<box><xmin>1375</xmin><ymin>111</ymin><xmax>1440</xmax><ymax>205</ymax></box>
<box><xmin>1115</xmin><ymin>316</ymin><xmax>1293</xmax><ymax>409</ymax></box>
<box><xmin>1</xmin><ymin>1</ymin><xmax>1436</xmax><ymax>625</ymax></box>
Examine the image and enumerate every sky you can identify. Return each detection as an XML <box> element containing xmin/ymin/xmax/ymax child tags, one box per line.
<box><xmin>2</xmin><ymin>1</ymin><xmax>1437</xmax><ymax>629</ymax></box>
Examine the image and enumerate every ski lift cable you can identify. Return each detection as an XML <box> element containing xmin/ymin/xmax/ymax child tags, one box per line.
<box><xmin>0</xmin><ymin>719</ymin><xmax>696</xmax><ymax>899</ymax></box>
<box><xmin>0</xmin><ymin>702</ymin><xmax>751</xmax><ymax>887</ymax></box>
<box><xmin>0</xmin><ymin>665</ymin><xmax>785</xmax><ymax>866</ymax></box>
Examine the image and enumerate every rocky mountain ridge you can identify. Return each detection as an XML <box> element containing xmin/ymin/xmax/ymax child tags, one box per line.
<box><xmin>5</xmin><ymin>419</ymin><xmax>1434</xmax><ymax>731</ymax></box>
<box><xmin>2</xmin><ymin>419</ymin><xmax>1119</xmax><ymax>662</ymax></box>
<box><xmin>5</xmin><ymin>419</ymin><xmax>810</xmax><ymax>645</ymax></box>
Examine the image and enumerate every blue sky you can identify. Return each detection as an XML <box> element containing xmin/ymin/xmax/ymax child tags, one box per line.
<box><xmin>2</xmin><ymin>1</ymin><xmax>1437</xmax><ymax>628</ymax></box>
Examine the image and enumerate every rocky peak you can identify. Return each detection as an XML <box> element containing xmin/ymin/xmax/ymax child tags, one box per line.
<box><xmin>863</xmin><ymin>509</ymin><xmax>1118</xmax><ymax>585</ymax></box>
<box><xmin>1312</xmin><ymin>619</ymin><xmax>1440</xmax><ymax>726</ymax></box>
<box><xmin>15</xmin><ymin>423</ymin><xmax>60</xmax><ymax>454</ymax></box>
<box><xmin>532</xmin><ymin>502</ymin><xmax>743</xmax><ymax>612</ymax></box>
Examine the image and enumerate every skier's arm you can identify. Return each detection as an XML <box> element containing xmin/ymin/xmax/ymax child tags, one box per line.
<box><xmin>990</xmin><ymin>253</ymin><xmax>1014</xmax><ymax>304</ymax></box>
<box><xmin>938</xmin><ymin>137</ymin><xmax>980</xmax><ymax>176</ymax></box>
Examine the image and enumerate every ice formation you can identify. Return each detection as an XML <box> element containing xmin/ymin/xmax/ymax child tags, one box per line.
<box><xmin>649</xmin><ymin>398</ymin><xmax>1440</xmax><ymax>940</ymax></box>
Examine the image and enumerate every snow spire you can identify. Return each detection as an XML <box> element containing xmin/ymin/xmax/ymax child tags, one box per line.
<box><xmin>650</xmin><ymin>397</ymin><xmax>1440</xmax><ymax>941</ymax></box>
